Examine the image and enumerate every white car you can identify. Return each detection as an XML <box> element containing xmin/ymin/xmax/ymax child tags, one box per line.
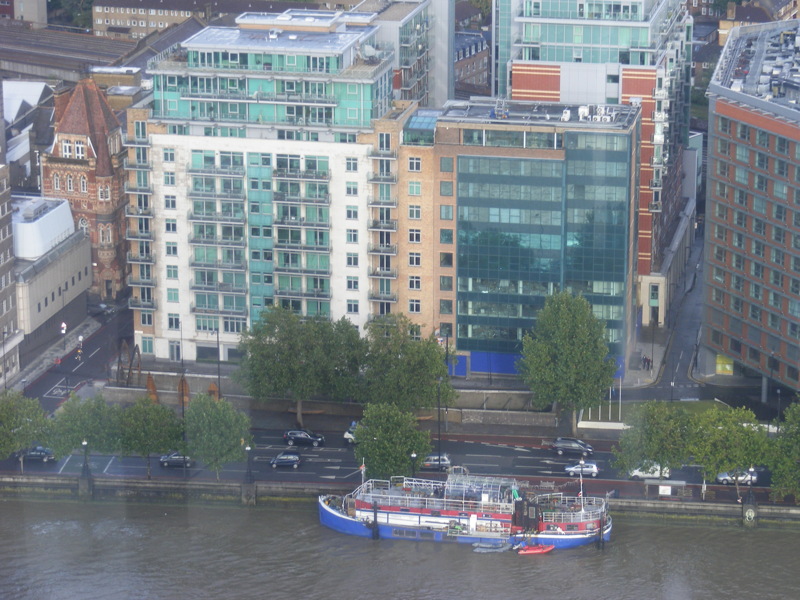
<box><xmin>628</xmin><ymin>464</ymin><xmax>671</xmax><ymax>480</ymax></box>
<box><xmin>565</xmin><ymin>461</ymin><xmax>599</xmax><ymax>477</ymax></box>
<box><xmin>716</xmin><ymin>470</ymin><xmax>757</xmax><ymax>485</ymax></box>
<box><xmin>344</xmin><ymin>424</ymin><xmax>357</xmax><ymax>445</ymax></box>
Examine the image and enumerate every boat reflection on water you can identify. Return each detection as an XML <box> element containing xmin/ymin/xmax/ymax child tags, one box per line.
<box><xmin>319</xmin><ymin>472</ymin><xmax>611</xmax><ymax>550</ymax></box>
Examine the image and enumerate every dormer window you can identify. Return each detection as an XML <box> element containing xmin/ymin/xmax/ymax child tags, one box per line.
<box><xmin>75</xmin><ymin>141</ymin><xmax>86</xmax><ymax>160</ymax></box>
<box><xmin>62</xmin><ymin>140</ymin><xmax>72</xmax><ymax>158</ymax></box>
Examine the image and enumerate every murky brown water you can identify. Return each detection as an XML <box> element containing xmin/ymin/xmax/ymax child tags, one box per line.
<box><xmin>1</xmin><ymin>499</ymin><xmax>794</xmax><ymax>600</ymax></box>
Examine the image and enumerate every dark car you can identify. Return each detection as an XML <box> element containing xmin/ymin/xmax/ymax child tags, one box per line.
<box><xmin>283</xmin><ymin>429</ymin><xmax>325</xmax><ymax>447</ymax></box>
<box><xmin>551</xmin><ymin>437</ymin><xmax>594</xmax><ymax>457</ymax></box>
<box><xmin>270</xmin><ymin>449</ymin><xmax>302</xmax><ymax>469</ymax></box>
<box><xmin>15</xmin><ymin>446</ymin><xmax>56</xmax><ymax>463</ymax></box>
<box><xmin>159</xmin><ymin>452</ymin><xmax>192</xmax><ymax>468</ymax></box>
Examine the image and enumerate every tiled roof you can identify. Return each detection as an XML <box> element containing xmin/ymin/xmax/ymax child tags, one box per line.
<box><xmin>55</xmin><ymin>79</ymin><xmax>120</xmax><ymax>176</ymax></box>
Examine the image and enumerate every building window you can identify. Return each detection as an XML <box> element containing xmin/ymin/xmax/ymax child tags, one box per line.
<box><xmin>163</xmin><ymin>148</ymin><xmax>175</xmax><ymax>162</ymax></box>
<box><xmin>409</xmin><ymin>252</ymin><xmax>421</xmax><ymax>266</ymax></box>
<box><xmin>408</xmin><ymin>157</ymin><xmax>421</xmax><ymax>171</ymax></box>
<box><xmin>409</xmin><ymin>276</ymin><xmax>421</xmax><ymax>290</ymax></box>
<box><xmin>409</xmin><ymin>181</ymin><xmax>421</xmax><ymax>196</ymax></box>
<box><xmin>67</xmin><ymin>175</ymin><xmax>74</xmax><ymax>192</ymax></box>
<box><xmin>347</xmin><ymin>276</ymin><xmax>359</xmax><ymax>290</ymax></box>
<box><xmin>80</xmin><ymin>176</ymin><xmax>87</xmax><ymax>193</ymax></box>
<box><xmin>409</xmin><ymin>229</ymin><xmax>421</xmax><ymax>243</ymax></box>
<box><xmin>346</xmin><ymin>229</ymin><xmax>358</xmax><ymax>243</ymax></box>
<box><xmin>346</xmin><ymin>253</ymin><xmax>358</xmax><ymax>267</ymax></box>
<box><xmin>140</xmin><ymin>312</ymin><xmax>153</xmax><ymax>326</ymax></box>
<box><xmin>440</xmin><ymin>252</ymin><xmax>453</xmax><ymax>267</ymax></box>
<box><xmin>347</xmin><ymin>299</ymin><xmax>359</xmax><ymax>314</ymax></box>
<box><xmin>61</xmin><ymin>140</ymin><xmax>72</xmax><ymax>158</ymax></box>
<box><xmin>141</xmin><ymin>337</ymin><xmax>154</xmax><ymax>354</ymax></box>
<box><xmin>167</xmin><ymin>288</ymin><xmax>179</xmax><ymax>302</ymax></box>
<box><xmin>75</xmin><ymin>141</ymin><xmax>86</xmax><ymax>160</ymax></box>
<box><xmin>440</xmin><ymin>299</ymin><xmax>453</xmax><ymax>314</ymax></box>
<box><xmin>165</xmin><ymin>219</ymin><xmax>177</xmax><ymax>233</ymax></box>
<box><xmin>345</xmin><ymin>157</ymin><xmax>358</xmax><ymax>172</ymax></box>
<box><xmin>440</xmin><ymin>181</ymin><xmax>453</xmax><ymax>196</ymax></box>
<box><xmin>346</xmin><ymin>182</ymin><xmax>358</xmax><ymax>196</ymax></box>
<box><xmin>53</xmin><ymin>173</ymin><xmax>60</xmax><ymax>190</ymax></box>
<box><xmin>409</xmin><ymin>299</ymin><xmax>421</xmax><ymax>313</ymax></box>
<box><xmin>346</xmin><ymin>205</ymin><xmax>358</xmax><ymax>219</ymax></box>
<box><xmin>440</xmin><ymin>276</ymin><xmax>453</xmax><ymax>291</ymax></box>
<box><xmin>164</xmin><ymin>171</ymin><xmax>176</xmax><ymax>185</ymax></box>
<box><xmin>440</xmin><ymin>205</ymin><xmax>453</xmax><ymax>220</ymax></box>
<box><xmin>167</xmin><ymin>265</ymin><xmax>178</xmax><ymax>279</ymax></box>
<box><xmin>164</xmin><ymin>195</ymin><xmax>176</xmax><ymax>209</ymax></box>
<box><xmin>168</xmin><ymin>313</ymin><xmax>181</xmax><ymax>329</ymax></box>
<box><xmin>166</xmin><ymin>242</ymin><xmax>177</xmax><ymax>256</ymax></box>
<box><xmin>440</xmin><ymin>157</ymin><xmax>454</xmax><ymax>172</ymax></box>
<box><xmin>440</xmin><ymin>229</ymin><xmax>453</xmax><ymax>244</ymax></box>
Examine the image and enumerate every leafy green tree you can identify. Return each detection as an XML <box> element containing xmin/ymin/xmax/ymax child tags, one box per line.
<box><xmin>237</xmin><ymin>308</ymin><xmax>351</xmax><ymax>426</ymax></box>
<box><xmin>687</xmin><ymin>406</ymin><xmax>768</xmax><ymax>499</ymax></box>
<box><xmin>325</xmin><ymin>317</ymin><xmax>368</xmax><ymax>402</ymax></box>
<box><xmin>0</xmin><ymin>391</ymin><xmax>52</xmax><ymax>474</ymax></box>
<box><xmin>354</xmin><ymin>403</ymin><xmax>430</xmax><ymax>480</ymax></box>
<box><xmin>516</xmin><ymin>292</ymin><xmax>616</xmax><ymax>435</ymax></box>
<box><xmin>612</xmin><ymin>401</ymin><xmax>690</xmax><ymax>478</ymax></box>
<box><xmin>362</xmin><ymin>314</ymin><xmax>455</xmax><ymax>411</ymax></box>
<box><xmin>50</xmin><ymin>395</ymin><xmax>122</xmax><ymax>459</ymax></box>
<box><xmin>119</xmin><ymin>398</ymin><xmax>183</xmax><ymax>479</ymax></box>
<box><xmin>768</xmin><ymin>401</ymin><xmax>800</xmax><ymax>503</ymax></box>
<box><xmin>185</xmin><ymin>394</ymin><xmax>251</xmax><ymax>481</ymax></box>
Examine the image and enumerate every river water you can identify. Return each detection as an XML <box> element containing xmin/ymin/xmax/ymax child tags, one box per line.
<box><xmin>1</xmin><ymin>499</ymin><xmax>794</xmax><ymax>600</ymax></box>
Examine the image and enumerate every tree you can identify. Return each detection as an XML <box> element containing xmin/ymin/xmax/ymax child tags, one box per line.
<box><xmin>236</xmin><ymin>308</ymin><xmax>350</xmax><ymax>426</ymax></box>
<box><xmin>768</xmin><ymin>401</ymin><xmax>800</xmax><ymax>503</ymax></box>
<box><xmin>324</xmin><ymin>317</ymin><xmax>367</xmax><ymax>402</ymax></box>
<box><xmin>0</xmin><ymin>391</ymin><xmax>52</xmax><ymax>474</ymax></box>
<box><xmin>353</xmin><ymin>403</ymin><xmax>430</xmax><ymax>480</ymax></box>
<box><xmin>50</xmin><ymin>395</ymin><xmax>122</xmax><ymax>460</ymax></box>
<box><xmin>185</xmin><ymin>394</ymin><xmax>251</xmax><ymax>481</ymax></box>
<box><xmin>612</xmin><ymin>401</ymin><xmax>690</xmax><ymax>478</ymax></box>
<box><xmin>516</xmin><ymin>292</ymin><xmax>616</xmax><ymax>435</ymax></box>
<box><xmin>687</xmin><ymin>406</ymin><xmax>768</xmax><ymax>500</ymax></box>
<box><xmin>362</xmin><ymin>314</ymin><xmax>456</xmax><ymax>411</ymax></box>
<box><xmin>119</xmin><ymin>398</ymin><xmax>183</xmax><ymax>479</ymax></box>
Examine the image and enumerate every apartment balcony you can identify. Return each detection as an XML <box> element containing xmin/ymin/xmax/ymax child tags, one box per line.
<box><xmin>187</xmin><ymin>188</ymin><xmax>245</xmax><ymax>200</ymax></box>
<box><xmin>124</xmin><ymin>182</ymin><xmax>153</xmax><ymax>195</ymax></box>
<box><xmin>187</xmin><ymin>210</ymin><xmax>245</xmax><ymax>224</ymax></box>
<box><xmin>188</xmin><ymin>235</ymin><xmax>246</xmax><ymax>248</ymax></box>
<box><xmin>275</xmin><ymin>287</ymin><xmax>332</xmax><ymax>299</ymax></box>
<box><xmin>650</xmin><ymin>179</ymin><xmax>663</xmax><ymax>190</ymax></box>
<box><xmin>252</xmin><ymin>91</ymin><xmax>338</xmax><ymax>106</ymax></box>
<box><xmin>648</xmin><ymin>201</ymin><xmax>663</xmax><ymax>213</ymax></box>
<box><xmin>190</xmin><ymin>303</ymin><xmax>248</xmax><ymax>316</ymax></box>
<box><xmin>369</xmin><ymin>268</ymin><xmax>397</xmax><ymax>279</ymax></box>
<box><xmin>274</xmin><ymin>216</ymin><xmax>330</xmax><ymax>229</ymax></box>
<box><xmin>368</xmin><ymin>292</ymin><xmax>398</xmax><ymax>302</ymax></box>
<box><xmin>126</xmin><ymin>229</ymin><xmax>154</xmax><ymax>242</ymax></box>
<box><xmin>273</xmin><ymin>264</ymin><xmax>331</xmax><ymax>276</ymax></box>
<box><xmin>128</xmin><ymin>277</ymin><xmax>157</xmax><ymax>287</ymax></box>
<box><xmin>368</xmin><ymin>219</ymin><xmax>397</xmax><ymax>232</ymax></box>
<box><xmin>126</xmin><ymin>252</ymin><xmax>154</xmax><ymax>264</ymax></box>
<box><xmin>368</xmin><ymin>243</ymin><xmax>397</xmax><ymax>255</ymax></box>
<box><xmin>187</xmin><ymin>165</ymin><xmax>246</xmax><ymax>177</ymax></box>
<box><xmin>125</xmin><ymin>205</ymin><xmax>152</xmax><ymax>218</ymax></box>
<box><xmin>367</xmin><ymin>196</ymin><xmax>397</xmax><ymax>207</ymax></box>
<box><xmin>190</xmin><ymin>280</ymin><xmax>248</xmax><ymax>294</ymax></box>
<box><xmin>272</xmin><ymin>169</ymin><xmax>330</xmax><ymax>181</ymax></box>
<box><xmin>367</xmin><ymin>172</ymin><xmax>397</xmax><ymax>184</ymax></box>
<box><xmin>179</xmin><ymin>87</ymin><xmax>251</xmax><ymax>102</ymax></box>
<box><xmin>274</xmin><ymin>240</ymin><xmax>330</xmax><ymax>252</ymax></box>
<box><xmin>652</xmin><ymin>133</ymin><xmax>665</xmax><ymax>145</ymax></box>
<box><xmin>128</xmin><ymin>297</ymin><xmax>157</xmax><ymax>310</ymax></box>
<box><xmin>189</xmin><ymin>258</ymin><xmax>247</xmax><ymax>271</ymax></box>
<box><xmin>368</xmin><ymin>148</ymin><xmax>397</xmax><ymax>159</ymax></box>
<box><xmin>123</xmin><ymin>158</ymin><xmax>152</xmax><ymax>170</ymax></box>
<box><xmin>272</xmin><ymin>192</ymin><xmax>330</xmax><ymax>205</ymax></box>
<box><xmin>652</xmin><ymin>111</ymin><xmax>667</xmax><ymax>122</ymax></box>
<box><xmin>122</xmin><ymin>134</ymin><xmax>150</xmax><ymax>147</ymax></box>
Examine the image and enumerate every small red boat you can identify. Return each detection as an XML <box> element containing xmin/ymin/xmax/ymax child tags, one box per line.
<box><xmin>518</xmin><ymin>544</ymin><xmax>555</xmax><ymax>555</ymax></box>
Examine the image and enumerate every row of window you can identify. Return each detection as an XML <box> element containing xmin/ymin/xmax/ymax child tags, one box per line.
<box><xmin>36</xmin><ymin>270</ymin><xmax>87</xmax><ymax>314</ymax></box>
<box><xmin>96</xmin><ymin>6</ymin><xmax>192</xmax><ymax>16</ymax></box>
<box><xmin>709</xmin><ymin>329</ymin><xmax>799</xmax><ymax>383</ymax></box>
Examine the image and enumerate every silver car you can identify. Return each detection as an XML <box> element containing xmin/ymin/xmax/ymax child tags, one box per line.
<box><xmin>716</xmin><ymin>470</ymin><xmax>757</xmax><ymax>485</ymax></box>
<box><xmin>565</xmin><ymin>461</ymin><xmax>599</xmax><ymax>477</ymax></box>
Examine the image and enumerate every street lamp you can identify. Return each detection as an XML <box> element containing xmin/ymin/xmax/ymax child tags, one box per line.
<box><xmin>61</xmin><ymin>322</ymin><xmax>67</xmax><ymax>353</ymax></box>
<box><xmin>245</xmin><ymin>445</ymin><xmax>254</xmax><ymax>484</ymax></box>
<box><xmin>410</xmin><ymin>452</ymin><xmax>417</xmax><ymax>479</ymax></box>
<box><xmin>670</xmin><ymin>380</ymin><xmax>675</xmax><ymax>402</ymax></box>
<box><xmin>578</xmin><ymin>457</ymin><xmax>585</xmax><ymax>507</ymax></box>
<box><xmin>436</xmin><ymin>377</ymin><xmax>442</xmax><ymax>464</ymax></box>
<box><xmin>777</xmin><ymin>389</ymin><xmax>782</xmax><ymax>435</ymax></box>
<box><xmin>81</xmin><ymin>439</ymin><xmax>90</xmax><ymax>478</ymax></box>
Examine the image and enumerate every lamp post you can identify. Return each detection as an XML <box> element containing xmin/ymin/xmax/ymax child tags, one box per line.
<box><xmin>81</xmin><ymin>439</ymin><xmax>90</xmax><ymax>478</ymax></box>
<box><xmin>436</xmin><ymin>377</ymin><xmax>442</xmax><ymax>464</ymax></box>
<box><xmin>670</xmin><ymin>380</ymin><xmax>675</xmax><ymax>402</ymax></box>
<box><xmin>245</xmin><ymin>445</ymin><xmax>254</xmax><ymax>484</ymax></box>
<box><xmin>578</xmin><ymin>457</ymin><xmax>585</xmax><ymax>507</ymax></box>
<box><xmin>410</xmin><ymin>452</ymin><xmax>417</xmax><ymax>479</ymax></box>
<box><xmin>61</xmin><ymin>321</ymin><xmax>67</xmax><ymax>353</ymax></box>
<box><xmin>777</xmin><ymin>388</ymin><xmax>782</xmax><ymax>435</ymax></box>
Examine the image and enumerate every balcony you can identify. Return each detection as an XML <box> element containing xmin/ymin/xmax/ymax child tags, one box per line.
<box><xmin>126</xmin><ymin>252</ymin><xmax>154</xmax><ymax>264</ymax></box>
<box><xmin>368</xmin><ymin>243</ymin><xmax>397</xmax><ymax>255</ymax></box>
<box><xmin>272</xmin><ymin>192</ymin><xmax>330</xmax><ymax>205</ymax></box>
<box><xmin>187</xmin><ymin>210</ymin><xmax>245</xmax><ymax>224</ymax></box>
<box><xmin>274</xmin><ymin>239</ymin><xmax>330</xmax><ymax>252</ymax></box>
<box><xmin>648</xmin><ymin>201</ymin><xmax>663</xmax><ymax>213</ymax></box>
<box><xmin>128</xmin><ymin>297</ymin><xmax>157</xmax><ymax>310</ymax></box>
<box><xmin>191</xmin><ymin>303</ymin><xmax>248</xmax><ymax>316</ymax></box>
<box><xmin>128</xmin><ymin>277</ymin><xmax>157</xmax><ymax>287</ymax></box>
<box><xmin>126</xmin><ymin>205</ymin><xmax>153</xmax><ymax>218</ymax></box>
<box><xmin>368</xmin><ymin>172</ymin><xmax>397</xmax><ymax>184</ymax></box>
<box><xmin>126</xmin><ymin>229</ymin><xmax>154</xmax><ymax>242</ymax></box>
<box><xmin>187</xmin><ymin>188</ymin><xmax>245</xmax><ymax>200</ymax></box>
<box><xmin>253</xmin><ymin>91</ymin><xmax>338</xmax><ymax>106</ymax></box>
<box><xmin>368</xmin><ymin>219</ymin><xmax>397</xmax><ymax>232</ymax></box>
<box><xmin>274</xmin><ymin>217</ymin><xmax>330</xmax><ymax>229</ymax></box>
<box><xmin>187</xmin><ymin>165</ymin><xmax>246</xmax><ymax>177</ymax></box>
<box><xmin>189</xmin><ymin>258</ymin><xmax>247</xmax><ymax>271</ymax></box>
<box><xmin>124</xmin><ymin>182</ymin><xmax>153</xmax><ymax>195</ymax></box>
<box><xmin>368</xmin><ymin>292</ymin><xmax>398</xmax><ymax>302</ymax></box>
<box><xmin>272</xmin><ymin>169</ymin><xmax>331</xmax><ymax>181</ymax></box>
<box><xmin>122</xmin><ymin>134</ymin><xmax>150</xmax><ymax>147</ymax></box>
<box><xmin>123</xmin><ymin>158</ymin><xmax>151</xmax><ymax>170</ymax></box>
<box><xmin>368</xmin><ymin>196</ymin><xmax>397</xmax><ymax>207</ymax></box>
<box><xmin>275</xmin><ymin>287</ymin><xmax>332</xmax><ymax>299</ymax></box>
<box><xmin>190</xmin><ymin>280</ymin><xmax>247</xmax><ymax>294</ymax></box>
<box><xmin>188</xmin><ymin>235</ymin><xmax>246</xmax><ymax>247</ymax></box>
<box><xmin>369</xmin><ymin>268</ymin><xmax>397</xmax><ymax>279</ymax></box>
<box><xmin>179</xmin><ymin>87</ymin><xmax>251</xmax><ymax>102</ymax></box>
<box><xmin>650</xmin><ymin>179</ymin><xmax>663</xmax><ymax>190</ymax></box>
<box><xmin>368</xmin><ymin>148</ymin><xmax>397</xmax><ymax>159</ymax></box>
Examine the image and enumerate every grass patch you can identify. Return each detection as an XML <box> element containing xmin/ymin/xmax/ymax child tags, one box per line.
<box><xmin>583</xmin><ymin>399</ymin><xmax>730</xmax><ymax>424</ymax></box>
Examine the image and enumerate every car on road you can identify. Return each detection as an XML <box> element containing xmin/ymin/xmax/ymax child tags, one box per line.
<box><xmin>551</xmin><ymin>437</ymin><xmax>594</xmax><ymax>457</ymax></box>
<box><xmin>270</xmin><ymin>449</ymin><xmax>302</xmax><ymax>469</ymax></box>
<box><xmin>716</xmin><ymin>469</ymin><xmax>757</xmax><ymax>485</ymax></box>
<box><xmin>15</xmin><ymin>446</ymin><xmax>56</xmax><ymax>463</ymax></box>
<box><xmin>344</xmin><ymin>423</ymin><xmax>357</xmax><ymax>446</ymax></box>
<box><xmin>419</xmin><ymin>453</ymin><xmax>451</xmax><ymax>472</ymax></box>
<box><xmin>159</xmin><ymin>452</ymin><xmax>192</xmax><ymax>468</ymax></box>
<box><xmin>284</xmin><ymin>429</ymin><xmax>325</xmax><ymax>447</ymax></box>
<box><xmin>628</xmin><ymin>464</ymin><xmax>671</xmax><ymax>480</ymax></box>
<box><xmin>565</xmin><ymin>461</ymin><xmax>599</xmax><ymax>477</ymax></box>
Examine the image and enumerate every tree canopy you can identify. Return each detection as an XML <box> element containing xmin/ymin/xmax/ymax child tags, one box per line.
<box><xmin>185</xmin><ymin>394</ymin><xmax>251</xmax><ymax>480</ymax></box>
<box><xmin>0</xmin><ymin>391</ymin><xmax>52</xmax><ymax>474</ymax></box>
<box><xmin>768</xmin><ymin>402</ymin><xmax>800</xmax><ymax>502</ymax></box>
<box><xmin>119</xmin><ymin>397</ymin><xmax>183</xmax><ymax>479</ymax></box>
<box><xmin>49</xmin><ymin>395</ymin><xmax>122</xmax><ymax>459</ymax></box>
<box><xmin>516</xmin><ymin>292</ymin><xmax>616</xmax><ymax>434</ymax></box>
<box><xmin>353</xmin><ymin>402</ymin><xmax>431</xmax><ymax>480</ymax></box>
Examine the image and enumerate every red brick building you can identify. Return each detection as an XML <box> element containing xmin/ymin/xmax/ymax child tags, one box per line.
<box><xmin>40</xmin><ymin>79</ymin><xmax>128</xmax><ymax>300</ymax></box>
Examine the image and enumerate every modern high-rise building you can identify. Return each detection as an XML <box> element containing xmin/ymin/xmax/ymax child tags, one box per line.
<box><xmin>0</xmin><ymin>164</ymin><xmax>21</xmax><ymax>387</ymax></box>
<box><xmin>493</xmin><ymin>0</ymin><xmax>694</xmax><ymax>328</ymax></box>
<box><xmin>703</xmin><ymin>20</ymin><xmax>800</xmax><ymax>394</ymax></box>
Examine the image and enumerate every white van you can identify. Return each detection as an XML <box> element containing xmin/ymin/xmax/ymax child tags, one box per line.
<box><xmin>628</xmin><ymin>464</ymin><xmax>670</xmax><ymax>480</ymax></box>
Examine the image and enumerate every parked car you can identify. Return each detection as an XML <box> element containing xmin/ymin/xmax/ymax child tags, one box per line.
<box><xmin>565</xmin><ymin>461</ymin><xmax>599</xmax><ymax>477</ymax></box>
<box><xmin>15</xmin><ymin>446</ymin><xmax>56</xmax><ymax>463</ymax></box>
<box><xmin>159</xmin><ymin>452</ymin><xmax>192</xmax><ymax>468</ymax></box>
<box><xmin>716</xmin><ymin>469</ymin><xmax>757</xmax><ymax>485</ymax></box>
<box><xmin>270</xmin><ymin>449</ymin><xmax>302</xmax><ymax>470</ymax></box>
<box><xmin>344</xmin><ymin>423</ymin><xmax>357</xmax><ymax>446</ymax></box>
<box><xmin>419</xmin><ymin>453</ymin><xmax>451</xmax><ymax>472</ymax></box>
<box><xmin>284</xmin><ymin>429</ymin><xmax>325</xmax><ymax>447</ymax></box>
<box><xmin>628</xmin><ymin>464</ymin><xmax>671</xmax><ymax>480</ymax></box>
<box><xmin>551</xmin><ymin>437</ymin><xmax>594</xmax><ymax>457</ymax></box>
